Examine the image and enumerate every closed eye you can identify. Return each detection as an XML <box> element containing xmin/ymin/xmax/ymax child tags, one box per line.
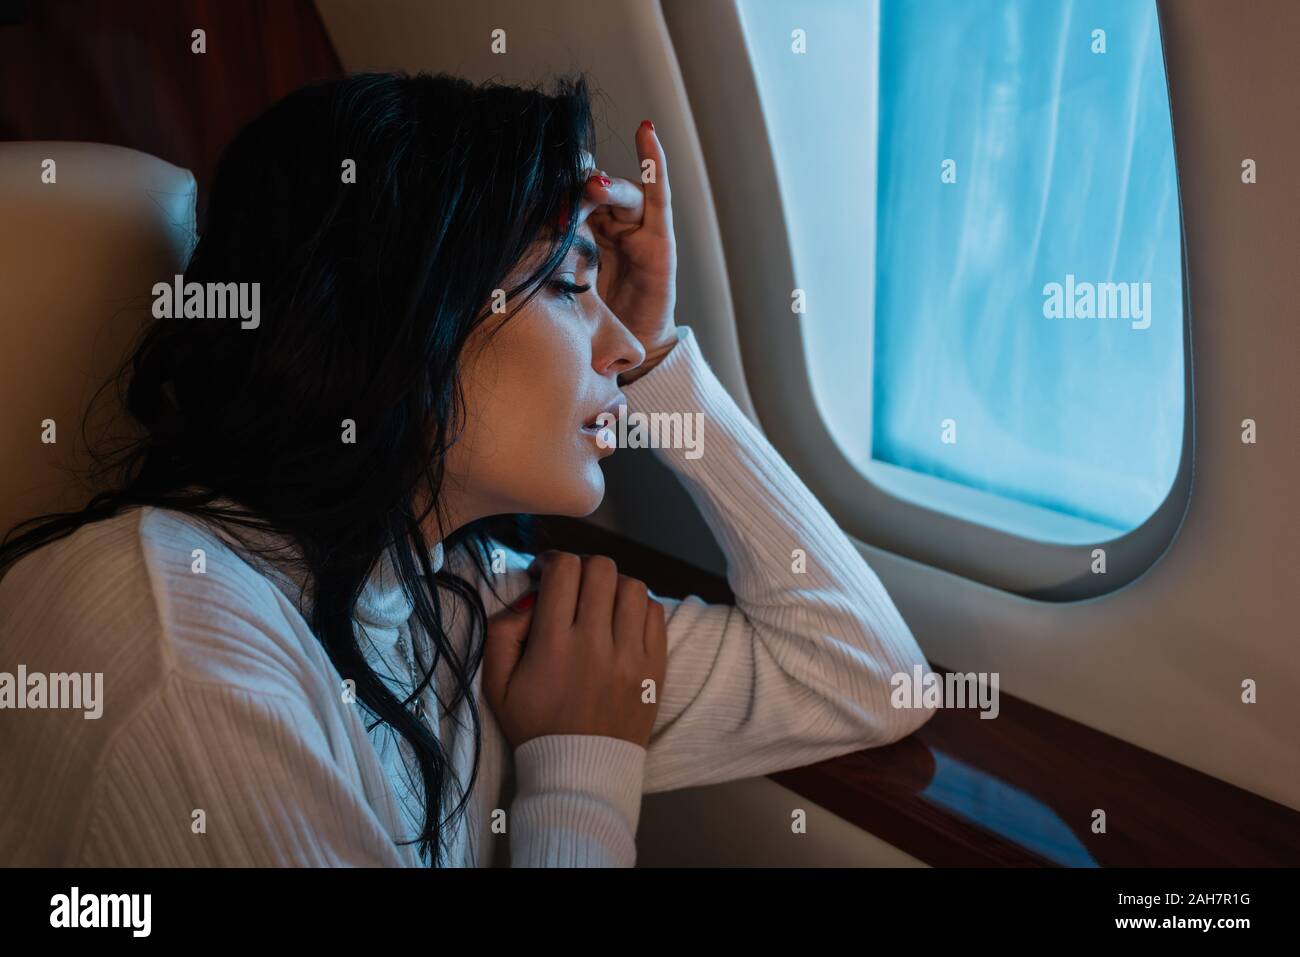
<box><xmin>549</xmin><ymin>279</ymin><xmax>592</xmax><ymax>302</ymax></box>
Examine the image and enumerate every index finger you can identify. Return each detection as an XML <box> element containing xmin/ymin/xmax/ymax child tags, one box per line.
<box><xmin>527</xmin><ymin>550</ymin><xmax>582</xmax><ymax>632</ymax></box>
<box><xmin>635</xmin><ymin>120</ymin><xmax>672</xmax><ymax>237</ymax></box>
<box><xmin>586</xmin><ymin>183</ymin><xmax>641</xmax><ymax>226</ymax></box>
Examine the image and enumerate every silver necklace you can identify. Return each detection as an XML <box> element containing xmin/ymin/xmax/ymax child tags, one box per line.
<box><xmin>396</xmin><ymin>625</ymin><xmax>427</xmax><ymax>721</ymax></box>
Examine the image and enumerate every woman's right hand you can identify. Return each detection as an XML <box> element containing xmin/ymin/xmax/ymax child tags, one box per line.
<box><xmin>482</xmin><ymin>551</ymin><xmax>667</xmax><ymax>750</ymax></box>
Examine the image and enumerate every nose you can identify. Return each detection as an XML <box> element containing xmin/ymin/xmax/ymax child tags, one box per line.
<box><xmin>593</xmin><ymin>305</ymin><xmax>647</xmax><ymax>377</ymax></box>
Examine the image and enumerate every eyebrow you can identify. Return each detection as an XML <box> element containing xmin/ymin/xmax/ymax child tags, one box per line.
<box><xmin>569</xmin><ymin>234</ymin><xmax>602</xmax><ymax>274</ymax></box>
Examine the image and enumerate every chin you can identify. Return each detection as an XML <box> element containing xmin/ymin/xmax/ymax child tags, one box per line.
<box><xmin>565</xmin><ymin>462</ymin><xmax>608</xmax><ymax>517</ymax></box>
<box><xmin>568</xmin><ymin>471</ymin><xmax>606</xmax><ymax>517</ymax></box>
<box><xmin>521</xmin><ymin>464</ymin><xmax>606</xmax><ymax>518</ymax></box>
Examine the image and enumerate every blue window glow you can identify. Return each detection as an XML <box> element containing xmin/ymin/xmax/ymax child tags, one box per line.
<box><xmin>739</xmin><ymin>0</ymin><xmax>1185</xmax><ymax>544</ymax></box>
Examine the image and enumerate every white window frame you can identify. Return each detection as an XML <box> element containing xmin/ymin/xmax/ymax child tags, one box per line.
<box><xmin>662</xmin><ymin>0</ymin><xmax>1194</xmax><ymax>600</ymax></box>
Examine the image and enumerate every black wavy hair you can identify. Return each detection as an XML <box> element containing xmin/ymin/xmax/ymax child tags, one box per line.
<box><xmin>0</xmin><ymin>71</ymin><xmax>598</xmax><ymax>865</ymax></box>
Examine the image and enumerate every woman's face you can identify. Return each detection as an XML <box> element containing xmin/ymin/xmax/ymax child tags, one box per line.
<box><xmin>439</xmin><ymin>215</ymin><xmax>646</xmax><ymax>530</ymax></box>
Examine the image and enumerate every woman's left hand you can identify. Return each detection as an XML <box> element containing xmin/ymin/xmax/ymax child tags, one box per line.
<box><xmin>580</xmin><ymin>121</ymin><xmax>678</xmax><ymax>384</ymax></box>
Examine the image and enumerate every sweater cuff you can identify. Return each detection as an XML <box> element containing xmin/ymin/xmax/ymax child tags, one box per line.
<box><xmin>620</xmin><ymin>325</ymin><xmax>754</xmax><ymax>471</ymax></box>
<box><xmin>622</xmin><ymin>325</ymin><xmax>700</xmax><ymax>409</ymax></box>
<box><xmin>621</xmin><ymin>325</ymin><xmax>734</xmax><ymax>427</ymax></box>
<box><xmin>511</xmin><ymin>734</ymin><xmax>647</xmax><ymax>864</ymax></box>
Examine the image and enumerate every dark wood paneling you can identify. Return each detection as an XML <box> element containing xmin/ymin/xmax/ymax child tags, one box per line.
<box><xmin>0</xmin><ymin>0</ymin><xmax>342</xmax><ymax>216</ymax></box>
<box><xmin>528</xmin><ymin>516</ymin><xmax>1300</xmax><ymax>867</ymax></box>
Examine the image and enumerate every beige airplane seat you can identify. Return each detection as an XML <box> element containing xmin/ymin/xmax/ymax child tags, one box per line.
<box><xmin>0</xmin><ymin>142</ymin><xmax>197</xmax><ymax>540</ymax></box>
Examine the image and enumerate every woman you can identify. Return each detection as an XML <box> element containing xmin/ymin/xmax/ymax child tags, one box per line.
<box><xmin>0</xmin><ymin>72</ymin><xmax>933</xmax><ymax>867</ymax></box>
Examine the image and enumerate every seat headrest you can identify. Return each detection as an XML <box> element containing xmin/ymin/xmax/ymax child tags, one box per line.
<box><xmin>0</xmin><ymin>142</ymin><xmax>198</xmax><ymax>538</ymax></box>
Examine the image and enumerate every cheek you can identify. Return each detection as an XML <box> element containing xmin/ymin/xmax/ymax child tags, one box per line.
<box><xmin>456</xmin><ymin>306</ymin><xmax>603</xmax><ymax>509</ymax></box>
<box><xmin>490</xmin><ymin>315</ymin><xmax>586</xmax><ymax>439</ymax></box>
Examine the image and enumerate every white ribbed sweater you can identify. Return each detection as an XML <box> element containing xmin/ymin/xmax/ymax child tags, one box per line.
<box><xmin>0</xmin><ymin>326</ymin><xmax>934</xmax><ymax>867</ymax></box>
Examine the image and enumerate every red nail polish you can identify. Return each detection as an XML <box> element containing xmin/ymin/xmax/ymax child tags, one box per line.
<box><xmin>641</xmin><ymin>119</ymin><xmax>654</xmax><ymax>131</ymax></box>
<box><xmin>595</xmin><ymin>175</ymin><xmax>612</xmax><ymax>187</ymax></box>
<box><xmin>511</xmin><ymin>591</ymin><xmax>537</xmax><ymax>612</ymax></box>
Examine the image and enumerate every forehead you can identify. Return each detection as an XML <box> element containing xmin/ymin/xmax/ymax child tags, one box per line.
<box><xmin>502</xmin><ymin>218</ymin><xmax>593</xmax><ymax>289</ymax></box>
<box><xmin>500</xmin><ymin>151</ymin><xmax>598</xmax><ymax>282</ymax></box>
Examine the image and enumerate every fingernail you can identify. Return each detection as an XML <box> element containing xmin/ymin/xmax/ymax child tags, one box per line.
<box><xmin>592</xmin><ymin>175</ymin><xmax>612</xmax><ymax>187</ymax></box>
<box><xmin>641</xmin><ymin>119</ymin><xmax>654</xmax><ymax>132</ymax></box>
<box><xmin>511</xmin><ymin>591</ymin><xmax>537</xmax><ymax>612</ymax></box>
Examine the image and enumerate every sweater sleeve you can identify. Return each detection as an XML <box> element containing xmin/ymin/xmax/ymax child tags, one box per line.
<box><xmin>506</xmin><ymin>734</ymin><xmax>646</xmax><ymax>867</ymax></box>
<box><xmin>73</xmin><ymin>675</ymin><xmax>408</xmax><ymax>867</ymax></box>
<box><xmin>619</xmin><ymin>326</ymin><xmax>937</xmax><ymax>793</ymax></box>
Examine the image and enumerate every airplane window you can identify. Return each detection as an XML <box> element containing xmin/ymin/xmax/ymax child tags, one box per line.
<box><xmin>738</xmin><ymin>0</ymin><xmax>1185</xmax><ymax>545</ymax></box>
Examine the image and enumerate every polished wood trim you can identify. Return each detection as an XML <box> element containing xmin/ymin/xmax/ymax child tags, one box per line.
<box><xmin>526</xmin><ymin>516</ymin><xmax>1300</xmax><ymax>867</ymax></box>
<box><xmin>0</xmin><ymin>0</ymin><xmax>342</xmax><ymax>218</ymax></box>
